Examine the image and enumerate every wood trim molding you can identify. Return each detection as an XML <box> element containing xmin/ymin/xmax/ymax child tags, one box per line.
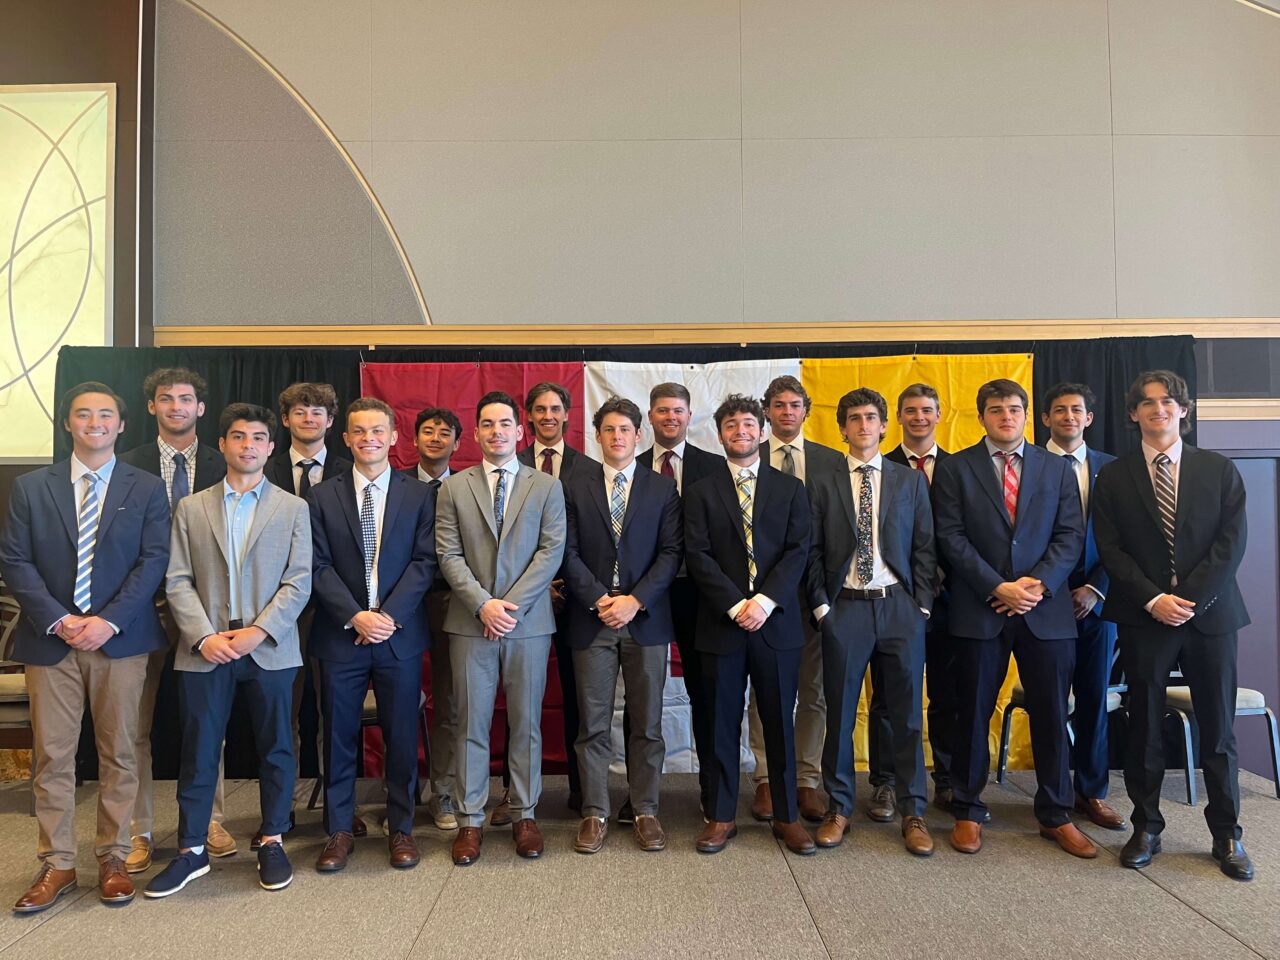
<box><xmin>153</xmin><ymin>317</ymin><xmax>1280</xmax><ymax>348</ymax></box>
<box><xmin>1197</xmin><ymin>399</ymin><xmax>1280</xmax><ymax>421</ymax></box>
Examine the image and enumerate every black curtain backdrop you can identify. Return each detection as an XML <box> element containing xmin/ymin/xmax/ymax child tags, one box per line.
<box><xmin>52</xmin><ymin>335</ymin><xmax>1194</xmax><ymax>779</ymax></box>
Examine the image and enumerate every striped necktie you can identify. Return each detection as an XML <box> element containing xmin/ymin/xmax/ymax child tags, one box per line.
<box><xmin>995</xmin><ymin>450</ymin><xmax>1019</xmax><ymax>524</ymax></box>
<box><xmin>73</xmin><ymin>472</ymin><xmax>102</xmax><ymax>613</ymax></box>
<box><xmin>737</xmin><ymin>469</ymin><xmax>756</xmax><ymax>590</ymax></box>
<box><xmin>1153</xmin><ymin>453</ymin><xmax>1177</xmax><ymax>577</ymax></box>
<box><xmin>609</xmin><ymin>471</ymin><xmax>626</xmax><ymax>589</ymax></box>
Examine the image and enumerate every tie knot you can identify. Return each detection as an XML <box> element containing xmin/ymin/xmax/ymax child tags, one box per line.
<box><xmin>299</xmin><ymin>458</ymin><xmax>316</xmax><ymax>468</ymax></box>
<box><xmin>1154</xmin><ymin>453</ymin><xmax>1171</xmax><ymax>467</ymax></box>
<box><xmin>855</xmin><ymin>464</ymin><xmax>872</xmax><ymax>475</ymax></box>
<box><xmin>737</xmin><ymin>469</ymin><xmax>752</xmax><ymax>484</ymax></box>
<box><xmin>613</xmin><ymin>472</ymin><xmax>626</xmax><ymax>486</ymax></box>
<box><xmin>84</xmin><ymin>472</ymin><xmax>100</xmax><ymax>487</ymax></box>
<box><xmin>995</xmin><ymin>450</ymin><xmax>1020</xmax><ymax>462</ymax></box>
<box><xmin>173</xmin><ymin>452</ymin><xmax>186</xmax><ymax>466</ymax></box>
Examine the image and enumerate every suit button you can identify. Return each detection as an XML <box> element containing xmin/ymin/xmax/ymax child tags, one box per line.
<box><xmin>1011</xmin><ymin>539</ymin><xmax>1018</xmax><ymax>546</ymax></box>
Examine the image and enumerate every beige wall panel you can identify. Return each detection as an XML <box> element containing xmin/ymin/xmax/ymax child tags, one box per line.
<box><xmin>196</xmin><ymin>0</ymin><xmax>373</xmax><ymax>142</ymax></box>
<box><xmin>341</xmin><ymin>140</ymin><xmax>373</xmax><ymax>175</ymax></box>
<box><xmin>742</xmin><ymin>0</ymin><xmax>1111</xmax><ymax>139</ymax></box>
<box><xmin>371</xmin><ymin>139</ymin><xmax>742</xmax><ymax>325</ymax></box>
<box><xmin>743</xmin><ymin>136</ymin><xmax>1116</xmax><ymax>323</ymax></box>
<box><xmin>1110</xmin><ymin>0</ymin><xmax>1280</xmax><ymax>135</ymax></box>
<box><xmin>1115</xmin><ymin>136</ymin><xmax>1280</xmax><ymax>318</ymax></box>
<box><xmin>371</xmin><ymin>0</ymin><xmax>740</xmax><ymax>141</ymax></box>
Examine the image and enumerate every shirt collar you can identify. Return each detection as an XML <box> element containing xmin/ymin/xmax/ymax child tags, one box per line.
<box><xmin>418</xmin><ymin>464</ymin><xmax>450</xmax><ymax>482</ymax></box>
<box><xmin>603</xmin><ymin>459</ymin><xmax>637</xmax><ymax>486</ymax></box>
<box><xmin>848</xmin><ymin>452</ymin><xmax>883</xmax><ymax>472</ymax></box>
<box><xmin>1142</xmin><ymin>438</ymin><xmax>1183</xmax><ymax>466</ymax></box>
<box><xmin>728</xmin><ymin>458</ymin><xmax>760</xmax><ymax>480</ymax></box>
<box><xmin>353</xmin><ymin>465</ymin><xmax>392</xmax><ymax>496</ymax></box>
<box><xmin>157</xmin><ymin>436</ymin><xmax>198</xmax><ymax>462</ymax></box>
<box><xmin>1046</xmin><ymin>439</ymin><xmax>1087</xmax><ymax>463</ymax></box>
<box><xmin>653</xmin><ymin>439</ymin><xmax>686</xmax><ymax>460</ymax></box>
<box><xmin>487</xmin><ymin>457</ymin><xmax>521</xmax><ymax>478</ymax></box>
<box><xmin>772</xmin><ymin>436</ymin><xmax>802</xmax><ymax>453</ymax></box>
<box><xmin>290</xmin><ymin>445</ymin><xmax>326</xmax><ymax>467</ymax></box>
<box><xmin>533</xmin><ymin>439</ymin><xmax>565</xmax><ymax>458</ymax></box>
<box><xmin>71</xmin><ymin>454</ymin><xmax>116</xmax><ymax>485</ymax></box>
<box><xmin>900</xmin><ymin>442</ymin><xmax>937</xmax><ymax>461</ymax></box>
<box><xmin>223</xmin><ymin>475</ymin><xmax>267</xmax><ymax>501</ymax></box>
<box><xmin>984</xmin><ymin>436</ymin><xmax>1026</xmax><ymax>459</ymax></box>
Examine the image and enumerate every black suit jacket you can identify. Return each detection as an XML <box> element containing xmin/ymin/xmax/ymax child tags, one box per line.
<box><xmin>263</xmin><ymin>448</ymin><xmax>352</xmax><ymax>495</ymax></box>
<box><xmin>764</xmin><ymin>437</ymin><xmax>846</xmax><ymax>487</ymax></box>
<box><xmin>885</xmin><ymin>443</ymin><xmax>951</xmax><ymax>631</ymax></box>
<box><xmin>518</xmin><ymin>443</ymin><xmax>594</xmax><ymax>485</ymax></box>
<box><xmin>121</xmin><ymin>439</ymin><xmax>227</xmax><ymax>493</ymax></box>
<box><xmin>806</xmin><ymin>458</ymin><xmax>936</xmax><ymax>615</ymax></box>
<box><xmin>562</xmin><ymin>462</ymin><xmax>682</xmax><ymax>648</ymax></box>
<box><xmin>637</xmin><ymin>442</ymin><xmax>725</xmax><ymax>496</ymax></box>
<box><xmin>684</xmin><ymin>460</ymin><xmax>811</xmax><ymax>654</ymax></box>
<box><xmin>1093</xmin><ymin>444</ymin><xmax>1249</xmax><ymax>634</ymax></box>
<box><xmin>884</xmin><ymin>443</ymin><xmax>951</xmax><ymax>473</ymax></box>
<box><xmin>307</xmin><ymin>468</ymin><xmax>438</xmax><ymax>661</ymax></box>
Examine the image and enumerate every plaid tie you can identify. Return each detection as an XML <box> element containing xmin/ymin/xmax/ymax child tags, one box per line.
<box><xmin>540</xmin><ymin>449</ymin><xmax>555</xmax><ymax>475</ymax></box>
<box><xmin>1153</xmin><ymin>453</ymin><xmax>1177</xmax><ymax>577</ymax></box>
<box><xmin>780</xmin><ymin>444</ymin><xmax>796</xmax><ymax>477</ymax></box>
<box><xmin>359</xmin><ymin>482</ymin><xmax>377</xmax><ymax>607</ymax></box>
<box><xmin>492</xmin><ymin>468</ymin><xmax>507</xmax><ymax>541</ymax></box>
<box><xmin>854</xmin><ymin>465</ymin><xmax>874</xmax><ymax>583</ymax></box>
<box><xmin>73</xmin><ymin>473</ymin><xmax>101</xmax><ymax>613</ymax></box>
<box><xmin>995</xmin><ymin>450</ymin><xmax>1019</xmax><ymax>524</ymax></box>
<box><xmin>171</xmin><ymin>452</ymin><xmax>189</xmax><ymax>506</ymax></box>
<box><xmin>610</xmin><ymin>472</ymin><xmax>626</xmax><ymax>589</ymax></box>
<box><xmin>736</xmin><ymin>469</ymin><xmax>756</xmax><ymax>590</ymax></box>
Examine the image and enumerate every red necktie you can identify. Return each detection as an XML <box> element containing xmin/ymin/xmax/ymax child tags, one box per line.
<box><xmin>540</xmin><ymin>449</ymin><xmax>555</xmax><ymax>475</ymax></box>
<box><xmin>997</xmin><ymin>451</ymin><xmax>1019</xmax><ymax>523</ymax></box>
<box><xmin>910</xmin><ymin>453</ymin><xmax>931</xmax><ymax>486</ymax></box>
<box><xmin>660</xmin><ymin>450</ymin><xmax>675</xmax><ymax>479</ymax></box>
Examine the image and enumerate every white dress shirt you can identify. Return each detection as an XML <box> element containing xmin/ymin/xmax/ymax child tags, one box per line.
<box><xmin>722</xmin><ymin>459</ymin><xmax>777</xmax><ymax>620</ymax></box>
<box><xmin>484</xmin><ymin>457</ymin><xmax>521</xmax><ymax>521</ymax></box>
<box><xmin>649</xmin><ymin>440</ymin><xmax>686</xmax><ymax>494</ymax></box>
<box><xmin>532</xmin><ymin>440</ymin><xmax>565</xmax><ymax>480</ymax></box>
<box><xmin>843</xmin><ymin>453</ymin><xmax>899</xmax><ymax>591</ymax></box>
<box><xmin>899</xmin><ymin>442</ymin><xmax>939</xmax><ymax>484</ymax></box>
<box><xmin>769</xmin><ymin>438</ymin><xmax>806</xmax><ymax>483</ymax></box>
<box><xmin>418</xmin><ymin>464</ymin><xmax>451</xmax><ymax>484</ymax></box>
<box><xmin>602</xmin><ymin>459</ymin><xmax>637</xmax><ymax>512</ymax></box>
<box><xmin>352</xmin><ymin>466</ymin><xmax>392</xmax><ymax>607</ymax></box>
<box><xmin>289</xmin><ymin>445</ymin><xmax>328</xmax><ymax>496</ymax></box>
<box><xmin>1046</xmin><ymin>439</ymin><xmax>1090</xmax><ymax>517</ymax></box>
<box><xmin>1141</xmin><ymin>437</ymin><xmax>1185</xmax><ymax>608</ymax></box>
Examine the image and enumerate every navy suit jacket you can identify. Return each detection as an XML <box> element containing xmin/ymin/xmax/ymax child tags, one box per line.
<box><xmin>307</xmin><ymin>468</ymin><xmax>438</xmax><ymax>662</ymax></box>
<box><xmin>0</xmin><ymin>459</ymin><xmax>170</xmax><ymax>665</ymax></box>
<box><xmin>264</xmin><ymin>448</ymin><xmax>352</xmax><ymax>495</ymax></box>
<box><xmin>684</xmin><ymin>460</ymin><xmax>811</xmax><ymax>654</ymax></box>
<box><xmin>1068</xmin><ymin>446</ymin><xmax>1115</xmax><ymax>598</ymax></box>
<box><xmin>885</xmin><ymin>443</ymin><xmax>951</xmax><ymax>631</ymax></box>
<box><xmin>806</xmin><ymin>458</ymin><xmax>936</xmax><ymax>615</ymax></box>
<box><xmin>562</xmin><ymin>461</ymin><xmax>682</xmax><ymax>649</ymax></box>
<box><xmin>121</xmin><ymin>439</ymin><xmax>226</xmax><ymax>493</ymax></box>
<box><xmin>933</xmin><ymin>440</ymin><xmax>1084</xmax><ymax>641</ymax></box>
<box><xmin>1093</xmin><ymin>444</ymin><xmax>1249</xmax><ymax>635</ymax></box>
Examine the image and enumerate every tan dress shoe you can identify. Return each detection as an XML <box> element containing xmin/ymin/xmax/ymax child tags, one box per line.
<box><xmin>316</xmin><ymin>832</ymin><xmax>355</xmax><ymax>872</ymax></box>
<box><xmin>796</xmin><ymin>787</ymin><xmax>825</xmax><ymax>823</ymax></box>
<box><xmin>98</xmin><ymin>857</ymin><xmax>134</xmax><ymax>905</ymax></box>
<box><xmin>902</xmin><ymin>816</ymin><xmax>934</xmax><ymax>857</ymax></box>
<box><xmin>389</xmin><ymin>831</ymin><xmax>420</xmax><ymax>869</ymax></box>
<box><xmin>14</xmin><ymin>864</ymin><xmax>77</xmax><ymax>913</ymax></box>
<box><xmin>125</xmin><ymin>835</ymin><xmax>152</xmax><ymax>874</ymax></box>
<box><xmin>206</xmin><ymin>821</ymin><xmax>238</xmax><ymax>858</ymax></box>
<box><xmin>1074</xmin><ymin>795</ymin><xmax>1126</xmax><ymax>830</ymax></box>
<box><xmin>574</xmin><ymin>817</ymin><xmax>607</xmax><ymax>854</ymax></box>
<box><xmin>772</xmin><ymin>820</ymin><xmax>817</xmax><ymax>856</ymax></box>
<box><xmin>1039</xmin><ymin>821</ymin><xmax>1098</xmax><ymax>859</ymax></box>
<box><xmin>513</xmin><ymin>819</ymin><xmax>544</xmax><ymax>859</ymax></box>
<box><xmin>490</xmin><ymin>789</ymin><xmax>513</xmax><ymax>827</ymax></box>
<box><xmin>696</xmin><ymin>820</ymin><xmax>738</xmax><ymax>854</ymax></box>
<box><xmin>950</xmin><ymin>820</ymin><xmax>982</xmax><ymax>854</ymax></box>
<box><xmin>452</xmin><ymin>827</ymin><xmax>482</xmax><ymax>865</ymax></box>
<box><xmin>816</xmin><ymin>812</ymin><xmax>850</xmax><ymax>848</ymax></box>
<box><xmin>633</xmin><ymin>815</ymin><xmax>666</xmax><ymax>852</ymax></box>
<box><xmin>750</xmin><ymin>783</ymin><xmax>774</xmax><ymax>821</ymax></box>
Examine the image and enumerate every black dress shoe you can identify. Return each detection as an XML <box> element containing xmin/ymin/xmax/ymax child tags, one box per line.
<box><xmin>1211</xmin><ymin>839</ymin><xmax>1255</xmax><ymax>881</ymax></box>
<box><xmin>1120</xmin><ymin>831</ymin><xmax>1161</xmax><ymax>869</ymax></box>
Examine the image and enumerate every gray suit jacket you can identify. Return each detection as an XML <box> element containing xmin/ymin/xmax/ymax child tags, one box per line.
<box><xmin>166</xmin><ymin>480</ymin><xmax>313</xmax><ymax>672</ymax></box>
<box><xmin>435</xmin><ymin>461</ymin><xmax>566</xmax><ymax>638</ymax></box>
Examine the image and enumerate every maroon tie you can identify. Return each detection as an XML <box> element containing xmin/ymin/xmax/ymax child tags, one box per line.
<box><xmin>660</xmin><ymin>450</ymin><xmax>675</xmax><ymax>479</ymax></box>
<box><xmin>540</xmin><ymin>449</ymin><xmax>555</xmax><ymax>475</ymax></box>
<box><xmin>911</xmin><ymin>453</ymin><xmax>932</xmax><ymax>486</ymax></box>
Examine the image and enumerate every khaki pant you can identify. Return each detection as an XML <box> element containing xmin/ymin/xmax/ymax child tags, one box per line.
<box><xmin>27</xmin><ymin>648</ymin><xmax>149</xmax><ymax>869</ymax></box>
<box><xmin>748</xmin><ymin>619</ymin><xmax>825</xmax><ymax>789</ymax></box>
<box><xmin>132</xmin><ymin>602</ymin><xmax>225</xmax><ymax>836</ymax></box>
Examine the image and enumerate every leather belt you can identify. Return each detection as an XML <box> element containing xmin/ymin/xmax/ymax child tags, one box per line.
<box><xmin>607</xmin><ymin>589</ymin><xmax>624</xmax><ymax>597</ymax></box>
<box><xmin>839</xmin><ymin>585</ymin><xmax>895</xmax><ymax>601</ymax></box>
<box><xmin>227</xmin><ymin>618</ymin><xmax>244</xmax><ymax>630</ymax></box>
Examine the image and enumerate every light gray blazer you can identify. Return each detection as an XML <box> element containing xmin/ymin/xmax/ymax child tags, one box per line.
<box><xmin>166</xmin><ymin>480</ymin><xmax>312</xmax><ymax>673</ymax></box>
<box><xmin>435</xmin><ymin>462</ymin><xmax>565</xmax><ymax>639</ymax></box>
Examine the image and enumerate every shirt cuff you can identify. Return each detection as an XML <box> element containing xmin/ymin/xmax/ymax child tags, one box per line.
<box><xmin>1144</xmin><ymin>594</ymin><xmax>1163</xmax><ymax>613</ymax></box>
<box><xmin>105</xmin><ymin>620</ymin><xmax>120</xmax><ymax>635</ymax></box>
<box><xmin>920</xmin><ymin>607</ymin><xmax>931</xmax><ymax>620</ymax></box>
<box><xmin>813</xmin><ymin>604</ymin><xmax>830</xmax><ymax>623</ymax></box>
<box><xmin>47</xmin><ymin>615</ymin><xmax>67</xmax><ymax>635</ymax></box>
<box><xmin>1084</xmin><ymin>584</ymin><xmax>1105</xmax><ymax>601</ymax></box>
<box><xmin>727</xmin><ymin>599</ymin><xmax>746</xmax><ymax>619</ymax></box>
<box><xmin>752</xmin><ymin>594</ymin><xmax>777</xmax><ymax>617</ymax></box>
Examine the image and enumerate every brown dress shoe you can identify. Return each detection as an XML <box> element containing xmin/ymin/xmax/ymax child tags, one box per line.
<box><xmin>772</xmin><ymin>820</ymin><xmax>817</xmax><ymax>856</ymax></box>
<box><xmin>750</xmin><ymin>783</ymin><xmax>774</xmax><ymax>821</ymax></box>
<box><xmin>98</xmin><ymin>857</ymin><xmax>135</xmax><ymax>905</ymax></box>
<box><xmin>14</xmin><ymin>864</ymin><xmax>77</xmax><ymax>913</ymax></box>
<box><xmin>574</xmin><ymin>817</ymin><xmax>607</xmax><ymax>854</ymax></box>
<box><xmin>902</xmin><ymin>816</ymin><xmax>934</xmax><ymax>857</ymax></box>
<box><xmin>389</xmin><ymin>831</ymin><xmax>420</xmax><ymax>869</ymax></box>
<box><xmin>490</xmin><ymin>789</ymin><xmax>513</xmax><ymax>827</ymax></box>
<box><xmin>1039</xmin><ymin>821</ymin><xmax>1098</xmax><ymax>859</ymax></box>
<box><xmin>513</xmin><ymin>819</ymin><xmax>544</xmax><ymax>859</ymax></box>
<box><xmin>815</xmin><ymin>812</ymin><xmax>850</xmax><ymax>848</ymax></box>
<box><xmin>1074</xmin><ymin>795</ymin><xmax>1125</xmax><ymax>830</ymax></box>
<box><xmin>452</xmin><ymin>827</ymin><xmax>482</xmax><ymax>865</ymax></box>
<box><xmin>316</xmin><ymin>832</ymin><xmax>354</xmax><ymax>872</ymax></box>
<box><xmin>696</xmin><ymin>820</ymin><xmax>738</xmax><ymax>854</ymax></box>
<box><xmin>633</xmin><ymin>815</ymin><xmax>666</xmax><ymax>852</ymax></box>
<box><xmin>950</xmin><ymin>820</ymin><xmax>982</xmax><ymax>854</ymax></box>
<box><xmin>796</xmin><ymin>787</ymin><xmax>825</xmax><ymax>823</ymax></box>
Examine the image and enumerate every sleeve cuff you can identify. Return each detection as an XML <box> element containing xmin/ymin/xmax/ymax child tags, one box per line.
<box><xmin>813</xmin><ymin>603</ymin><xmax>830</xmax><ymax>622</ymax></box>
<box><xmin>1144</xmin><ymin>594</ymin><xmax>1163</xmax><ymax>613</ymax></box>
<box><xmin>753</xmin><ymin>594</ymin><xmax>777</xmax><ymax>617</ymax></box>
<box><xmin>1084</xmin><ymin>584</ymin><xmax>1105</xmax><ymax>601</ymax></box>
<box><xmin>727</xmin><ymin>599</ymin><xmax>746</xmax><ymax>619</ymax></box>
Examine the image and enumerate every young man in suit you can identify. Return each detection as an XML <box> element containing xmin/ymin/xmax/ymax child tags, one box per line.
<box><xmin>308</xmin><ymin>398</ymin><xmax>437</xmax><ymax>872</ymax></box>
<box><xmin>806</xmin><ymin>388</ymin><xmax>937</xmax><ymax>856</ymax></box>
<box><xmin>636</xmin><ymin>382</ymin><xmax>724</xmax><ymax>819</ymax></box>
<box><xmin>146</xmin><ymin>403</ymin><xmax>312</xmax><ymax>898</ymax></box>
<box><xmin>1040</xmin><ymin>382</ymin><xmax>1123</xmax><ymax>831</ymax></box>
<box><xmin>1093</xmin><ymin>370</ymin><xmax>1254</xmax><ymax>880</ymax></box>
<box><xmin>562</xmin><ymin>396</ymin><xmax>682</xmax><ymax>853</ymax></box>
<box><xmin>933</xmin><ymin>379</ymin><xmax>1092</xmax><ymax>858</ymax></box>
<box><xmin>405</xmin><ymin>406</ymin><xmax>463</xmax><ymax>830</ymax></box>
<box><xmin>1</xmin><ymin>382</ymin><xmax>170</xmax><ymax>912</ymax></box>
<box><xmin>685</xmin><ymin>394</ymin><xmax>814</xmax><ymax>856</ymax></box>
<box><xmin>436</xmin><ymin>391</ymin><xmax>566</xmax><ymax>865</ymax></box>
<box><xmin>747</xmin><ymin>375</ymin><xmax>845</xmax><ymax>823</ymax></box>
<box><xmin>869</xmin><ymin>383</ymin><xmax>955</xmax><ymax>818</ymax></box>
<box><xmin>120</xmin><ymin>367</ymin><xmax>234</xmax><ymax>868</ymax></box>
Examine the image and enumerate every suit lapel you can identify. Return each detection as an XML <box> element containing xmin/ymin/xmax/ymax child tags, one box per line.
<box><xmin>201</xmin><ymin>487</ymin><xmax>230</xmax><ymax>565</ymax></box>
<box><xmin>1127</xmin><ymin>452</ymin><xmax>1162</xmax><ymax>531</ymax></box>
<box><xmin>876</xmin><ymin>460</ymin><xmax>900</xmax><ymax>541</ymax></box>
<box><xmin>339</xmin><ymin>472</ymin><xmax>364</xmax><ymax>555</ymax></box>
<box><xmin>46</xmin><ymin>463</ymin><xmax>78</xmax><ymax>545</ymax></box>
<box><xmin>95</xmin><ymin>466</ymin><xmax>134</xmax><ymax>542</ymax></box>
<box><xmin>502</xmin><ymin>465</ymin><xmax>537</xmax><ymax>533</ymax></box>
<box><xmin>590</xmin><ymin>468</ymin><xmax>613</xmax><ymax>534</ymax></box>
<box><xmin>243</xmin><ymin>484</ymin><xmax>283</xmax><ymax>560</ymax></box>
<box><xmin>467</xmin><ymin>466</ymin><xmax>500</xmax><ymax>540</ymax></box>
<box><xmin>964</xmin><ymin>444</ymin><xmax>1009</xmax><ymax>525</ymax></box>
<box><xmin>381</xmin><ymin>472</ymin><xmax>405</xmax><ymax>561</ymax></box>
<box><xmin>714</xmin><ymin>467</ymin><xmax>747</xmax><ymax>549</ymax></box>
<box><xmin>620</xmin><ymin>467</ymin><xmax>647</xmax><ymax>539</ymax></box>
<box><xmin>1174</xmin><ymin>445</ymin><xmax>1197</xmax><ymax>536</ymax></box>
<box><xmin>1013</xmin><ymin>446</ymin><xmax>1041</xmax><ymax>529</ymax></box>
<box><xmin>751</xmin><ymin>464</ymin><xmax>775</xmax><ymax>532</ymax></box>
<box><xmin>835</xmin><ymin>462</ymin><xmax>857</xmax><ymax>534</ymax></box>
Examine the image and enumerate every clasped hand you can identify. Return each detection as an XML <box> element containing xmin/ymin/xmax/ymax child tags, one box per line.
<box><xmin>596</xmin><ymin>593</ymin><xmax>641</xmax><ymax>629</ymax></box>
<box><xmin>351</xmin><ymin>609</ymin><xmax>397</xmax><ymax>644</ymax></box>
<box><xmin>199</xmin><ymin>625</ymin><xmax>268</xmax><ymax>664</ymax></box>
<box><xmin>990</xmin><ymin>577</ymin><xmax>1044</xmax><ymax>616</ymax></box>
<box><xmin>479</xmin><ymin>598</ymin><xmax>519</xmax><ymax>640</ymax></box>
<box><xmin>56</xmin><ymin>615</ymin><xmax>114</xmax><ymax>651</ymax></box>
<box><xmin>734</xmin><ymin>598</ymin><xmax>768</xmax><ymax>632</ymax></box>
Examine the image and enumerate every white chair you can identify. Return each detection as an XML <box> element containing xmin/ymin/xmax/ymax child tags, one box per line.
<box><xmin>1165</xmin><ymin>684</ymin><xmax>1280</xmax><ymax>805</ymax></box>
